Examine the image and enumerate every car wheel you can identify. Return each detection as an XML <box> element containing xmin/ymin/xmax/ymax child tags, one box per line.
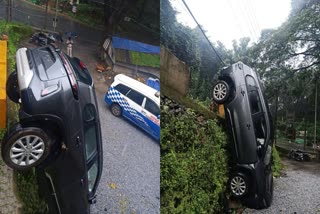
<box><xmin>111</xmin><ymin>103</ymin><xmax>122</xmax><ymax>117</ymax></box>
<box><xmin>1</xmin><ymin>127</ymin><xmax>51</xmax><ymax>170</ymax></box>
<box><xmin>256</xmin><ymin>166</ymin><xmax>273</xmax><ymax>209</ymax></box>
<box><xmin>6</xmin><ymin>71</ymin><xmax>20</xmax><ymax>103</ymax></box>
<box><xmin>212</xmin><ymin>80</ymin><xmax>230</xmax><ymax>104</ymax></box>
<box><xmin>229</xmin><ymin>173</ymin><xmax>248</xmax><ymax>197</ymax></box>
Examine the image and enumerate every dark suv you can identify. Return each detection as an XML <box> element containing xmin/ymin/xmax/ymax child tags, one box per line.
<box><xmin>212</xmin><ymin>62</ymin><xmax>274</xmax><ymax>209</ymax></box>
<box><xmin>2</xmin><ymin>46</ymin><xmax>103</xmax><ymax>213</ymax></box>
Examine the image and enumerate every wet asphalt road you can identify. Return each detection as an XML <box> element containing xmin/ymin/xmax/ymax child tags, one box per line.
<box><xmin>90</xmin><ymin>90</ymin><xmax>160</xmax><ymax>214</ymax></box>
<box><xmin>244</xmin><ymin>158</ymin><xmax>320</xmax><ymax>214</ymax></box>
<box><xmin>0</xmin><ymin>0</ymin><xmax>104</xmax><ymax>43</ymax></box>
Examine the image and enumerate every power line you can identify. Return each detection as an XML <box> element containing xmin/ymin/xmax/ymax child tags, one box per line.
<box><xmin>180</xmin><ymin>0</ymin><xmax>225</xmax><ymax>66</ymax></box>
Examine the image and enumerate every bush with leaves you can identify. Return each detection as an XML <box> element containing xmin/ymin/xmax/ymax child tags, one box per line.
<box><xmin>161</xmin><ymin>105</ymin><xmax>229</xmax><ymax>213</ymax></box>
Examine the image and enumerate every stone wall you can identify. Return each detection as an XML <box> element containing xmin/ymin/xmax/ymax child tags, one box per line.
<box><xmin>160</xmin><ymin>46</ymin><xmax>190</xmax><ymax>96</ymax></box>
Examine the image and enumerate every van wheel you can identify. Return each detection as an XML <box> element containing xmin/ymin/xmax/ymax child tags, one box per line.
<box><xmin>212</xmin><ymin>80</ymin><xmax>229</xmax><ymax>104</ymax></box>
<box><xmin>6</xmin><ymin>71</ymin><xmax>20</xmax><ymax>103</ymax></box>
<box><xmin>229</xmin><ymin>173</ymin><xmax>248</xmax><ymax>197</ymax></box>
<box><xmin>1</xmin><ymin>126</ymin><xmax>51</xmax><ymax>170</ymax></box>
<box><xmin>111</xmin><ymin>103</ymin><xmax>122</xmax><ymax>117</ymax></box>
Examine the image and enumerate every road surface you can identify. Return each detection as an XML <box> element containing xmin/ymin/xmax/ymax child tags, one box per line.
<box><xmin>244</xmin><ymin>158</ymin><xmax>320</xmax><ymax>214</ymax></box>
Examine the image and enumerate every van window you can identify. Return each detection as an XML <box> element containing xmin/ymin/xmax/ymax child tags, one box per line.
<box><xmin>126</xmin><ymin>90</ymin><xmax>144</xmax><ymax>105</ymax></box>
<box><xmin>115</xmin><ymin>84</ymin><xmax>130</xmax><ymax>95</ymax></box>
<box><xmin>145</xmin><ymin>98</ymin><xmax>160</xmax><ymax>116</ymax></box>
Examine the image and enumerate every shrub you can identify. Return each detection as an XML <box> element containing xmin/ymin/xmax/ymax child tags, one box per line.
<box><xmin>161</xmin><ymin>105</ymin><xmax>229</xmax><ymax>213</ymax></box>
<box><xmin>272</xmin><ymin>145</ymin><xmax>283</xmax><ymax>177</ymax></box>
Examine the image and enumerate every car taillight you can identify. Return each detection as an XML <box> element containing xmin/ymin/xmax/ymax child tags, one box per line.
<box><xmin>79</xmin><ymin>60</ymin><xmax>86</xmax><ymax>69</ymax></box>
<box><xmin>60</xmin><ymin>54</ymin><xmax>79</xmax><ymax>99</ymax></box>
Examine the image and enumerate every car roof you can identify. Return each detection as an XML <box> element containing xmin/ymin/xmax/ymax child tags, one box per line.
<box><xmin>113</xmin><ymin>74</ymin><xmax>160</xmax><ymax>104</ymax></box>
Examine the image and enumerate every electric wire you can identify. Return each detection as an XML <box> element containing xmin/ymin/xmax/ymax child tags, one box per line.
<box><xmin>180</xmin><ymin>0</ymin><xmax>226</xmax><ymax>66</ymax></box>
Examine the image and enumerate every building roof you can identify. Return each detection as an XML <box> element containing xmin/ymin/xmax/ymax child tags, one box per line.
<box><xmin>112</xmin><ymin>36</ymin><xmax>160</xmax><ymax>54</ymax></box>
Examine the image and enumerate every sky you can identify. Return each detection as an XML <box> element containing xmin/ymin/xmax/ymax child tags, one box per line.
<box><xmin>170</xmin><ymin>0</ymin><xmax>291</xmax><ymax>49</ymax></box>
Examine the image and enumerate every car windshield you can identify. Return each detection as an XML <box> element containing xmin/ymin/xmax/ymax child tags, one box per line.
<box><xmin>64</xmin><ymin>54</ymin><xmax>93</xmax><ymax>86</ymax></box>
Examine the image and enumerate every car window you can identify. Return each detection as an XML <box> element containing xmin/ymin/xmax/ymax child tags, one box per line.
<box><xmin>145</xmin><ymin>98</ymin><xmax>160</xmax><ymax>116</ymax></box>
<box><xmin>246</xmin><ymin>75</ymin><xmax>257</xmax><ymax>89</ymax></box>
<box><xmin>65</xmin><ymin>54</ymin><xmax>92</xmax><ymax>85</ymax></box>
<box><xmin>83</xmin><ymin>104</ymin><xmax>98</xmax><ymax>160</ymax></box>
<box><xmin>126</xmin><ymin>90</ymin><xmax>144</xmax><ymax>105</ymax></box>
<box><xmin>254</xmin><ymin>117</ymin><xmax>267</xmax><ymax>139</ymax></box>
<box><xmin>83</xmin><ymin>104</ymin><xmax>96</xmax><ymax>122</ymax></box>
<box><xmin>115</xmin><ymin>84</ymin><xmax>130</xmax><ymax>95</ymax></box>
<box><xmin>87</xmin><ymin>161</ymin><xmax>98</xmax><ymax>193</ymax></box>
<box><xmin>84</xmin><ymin>125</ymin><xmax>98</xmax><ymax>160</ymax></box>
<box><xmin>248</xmin><ymin>90</ymin><xmax>262</xmax><ymax>114</ymax></box>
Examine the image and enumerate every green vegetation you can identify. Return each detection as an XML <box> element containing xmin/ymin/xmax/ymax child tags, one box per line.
<box><xmin>15</xmin><ymin>169</ymin><xmax>48</xmax><ymax>214</ymax></box>
<box><xmin>67</xmin><ymin>3</ymin><xmax>104</xmax><ymax>28</ymax></box>
<box><xmin>161</xmin><ymin>86</ymin><xmax>216</xmax><ymax>120</ymax></box>
<box><xmin>0</xmin><ymin>21</ymin><xmax>47</xmax><ymax>214</ymax></box>
<box><xmin>130</xmin><ymin>51</ymin><xmax>160</xmax><ymax>68</ymax></box>
<box><xmin>161</xmin><ymin>103</ymin><xmax>229</xmax><ymax>213</ymax></box>
<box><xmin>272</xmin><ymin>146</ymin><xmax>283</xmax><ymax>178</ymax></box>
<box><xmin>0</xmin><ymin>129</ymin><xmax>5</xmax><ymax>140</ymax></box>
<box><xmin>0</xmin><ymin>21</ymin><xmax>33</xmax><ymax>71</ymax></box>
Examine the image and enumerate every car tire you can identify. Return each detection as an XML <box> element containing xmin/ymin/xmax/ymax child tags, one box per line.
<box><xmin>254</xmin><ymin>166</ymin><xmax>273</xmax><ymax>209</ymax></box>
<box><xmin>1</xmin><ymin>126</ymin><xmax>51</xmax><ymax>170</ymax></box>
<box><xmin>110</xmin><ymin>103</ymin><xmax>122</xmax><ymax>117</ymax></box>
<box><xmin>6</xmin><ymin>71</ymin><xmax>20</xmax><ymax>103</ymax></box>
<box><xmin>229</xmin><ymin>173</ymin><xmax>248</xmax><ymax>198</ymax></box>
<box><xmin>212</xmin><ymin>80</ymin><xmax>230</xmax><ymax>104</ymax></box>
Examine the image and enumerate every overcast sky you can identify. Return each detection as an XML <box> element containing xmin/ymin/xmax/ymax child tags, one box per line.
<box><xmin>170</xmin><ymin>0</ymin><xmax>291</xmax><ymax>49</ymax></box>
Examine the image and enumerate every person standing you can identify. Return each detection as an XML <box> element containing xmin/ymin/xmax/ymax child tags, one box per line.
<box><xmin>66</xmin><ymin>37</ymin><xmax>73</xmax><ymax>57</ymax></box>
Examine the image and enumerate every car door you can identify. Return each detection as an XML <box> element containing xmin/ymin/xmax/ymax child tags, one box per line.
<box><xmin>124</xmin><ymin>89</ymin><xmax>150</xmax><ymax>130</ymax></box>
<box><xmin>141</xmin><ymin>97</ymin><xmax>160</xmax><ymax>140</ymax></box>
<box><xmin>43</xmin><ymin>127</ymin><xmax>89</xmax><ymax>214</ymax></box>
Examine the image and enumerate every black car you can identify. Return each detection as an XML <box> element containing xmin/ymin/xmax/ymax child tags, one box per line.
<box><xmin>212</xmin><ymin>62</ymin><xmax>274</xmax><ymax>209</ymax></box>
<box><xmin>2</xmin><ymin>45</ymin><xmax>103</xmax><ymax>213</ymax></box>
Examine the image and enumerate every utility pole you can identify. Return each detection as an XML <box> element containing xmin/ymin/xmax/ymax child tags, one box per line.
<box><xmin>274</xmin><ymin>89</ymin><xmax>279</xmax><ymax>145</ymax></box>
<box><xmin>314</xmin><ymin>80</ymin><xmax>318</xmax><ymax>149</ymax></box>
<box><xmin>6</xmin><ymin>0</ymin><xmax>12</xmax><ymax>22</ymax></box>
<box><xmin>53</xmin><ymin>0</ymin><xmax>59</xmax><ymax>32</ymax></box>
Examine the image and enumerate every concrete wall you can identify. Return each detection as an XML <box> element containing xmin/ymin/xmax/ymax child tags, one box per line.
<box><xmin>160</xmin><ymin>46</ymin><xmax>190</xmax><ymax>96</ymax></box>
<box><xmin>0</xmin><ymin>41</ymin><xmax>7</xmax><ymax>129</ymax></box>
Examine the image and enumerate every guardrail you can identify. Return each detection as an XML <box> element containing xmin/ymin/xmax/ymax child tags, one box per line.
<box><xmin>0</xmin><ymin>40</ymin><xmax>7</xmax><ymax>128</ymax></box>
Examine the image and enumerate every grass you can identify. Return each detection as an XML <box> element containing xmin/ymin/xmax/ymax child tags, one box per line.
<box><xmin>130</xmin><ymin>51</ymin><xmax>160</xmax><ymax>68</ymax></box>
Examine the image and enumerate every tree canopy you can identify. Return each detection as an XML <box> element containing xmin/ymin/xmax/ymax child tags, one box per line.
<box><xmin>161</xmin><ymin>0</ymin><xmax>320</xmax><ymax>127</ymax></box>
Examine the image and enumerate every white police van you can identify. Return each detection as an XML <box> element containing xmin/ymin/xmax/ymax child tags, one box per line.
<box><xmin>104</xmin><ymin>74</ymin><xmax>160</xmax><ymax>141</ymax></box>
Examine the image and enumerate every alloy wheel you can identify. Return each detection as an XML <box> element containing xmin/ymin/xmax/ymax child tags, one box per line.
<box><xmin>230</xmin><ymin>176</ymin><xmax>247</xmax><ymax>196</ymax></box>
<box><xmin>9</xmin><ymin>135</ymin><xmax>45</xmax><ymax>166</ymax></box>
